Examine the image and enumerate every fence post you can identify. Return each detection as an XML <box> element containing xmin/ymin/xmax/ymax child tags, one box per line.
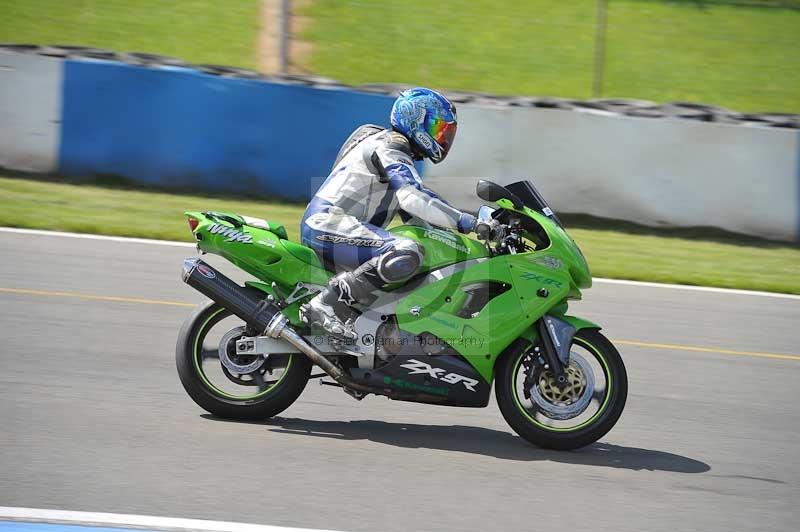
<box><xmin>278</xmin><ymin>0</ymin><xmax>289</xmax><ymax>74</ymax></box>
<box><xmin>592</xmin><ymin>0</ymin><xmax>608</xmax><ymax>98</ymax></box>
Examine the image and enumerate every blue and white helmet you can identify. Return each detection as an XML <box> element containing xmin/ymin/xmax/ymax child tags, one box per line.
<box><xmin>390</xmin><ymin>87</ymin><xmax>457</xmax><ymax>164</ymax></box>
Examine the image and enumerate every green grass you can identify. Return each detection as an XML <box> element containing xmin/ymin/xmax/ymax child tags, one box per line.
<box><xmin>299</xmin><ymin>0</ymin><xmax>800</xmax><ymax>112</ymax></box>
<box><xmin>0</xmin><ymin>176</ymin><xmax>304</xmax><ymax>242</ymax></box>
<box><xmin>0</xmin><ymin>0</ymin><xmax>260</xmax><ymax>69</ymax></box>
<box><xmin>1</xmin><ymin>176</ymin><xmax>798</xmax><ymax>294</ymax></box>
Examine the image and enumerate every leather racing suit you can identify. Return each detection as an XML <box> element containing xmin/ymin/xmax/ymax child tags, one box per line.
<box><xmin>299</xmin><ymin>125</ymin><xmax>477</xmax><ymax>338</ymax></box>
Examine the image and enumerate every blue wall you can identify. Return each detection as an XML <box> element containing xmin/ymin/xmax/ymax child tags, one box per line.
<box><xmin>59</xmin><ymin>60</ymin><xmax>395</xmax><ymax>200</ymax></box>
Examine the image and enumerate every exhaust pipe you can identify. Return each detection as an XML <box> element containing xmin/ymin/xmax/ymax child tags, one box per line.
<box><xmin>182</xmin><ymin>258</ymin><xmax>356</xmax><ymax>387</ymax></box>
<box><xmin>182</xmin><ymin>258</ymin><xmax>278</xmax><ymax>332</ymax></box>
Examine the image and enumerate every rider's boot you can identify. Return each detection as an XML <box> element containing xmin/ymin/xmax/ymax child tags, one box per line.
<box><xmin>300</xmin><ymin>241</ymin><xmax>423</xmax><ymax>339</ymax></box>
<box><xmin>299</xmin><ymin>269</ymin><xmax>378</xmax><ymax>340</ymax></box>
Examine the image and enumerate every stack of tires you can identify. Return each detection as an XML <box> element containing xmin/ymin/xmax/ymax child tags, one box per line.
<box><xmin>3</xmin><ymin>44</ymin><xmax>796</xmax><ymax>129</ymax></box>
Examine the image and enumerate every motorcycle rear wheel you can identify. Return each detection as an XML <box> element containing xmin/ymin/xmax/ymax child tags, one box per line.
<box><xmin>176</xmin><ymin>301</ymin><xmax>311</xmax><ymax>420</ymax></box>
<box><xmin>495</xmin><ymin>329</ymin><xmax>627</xmax><ymax>450</ymax></box>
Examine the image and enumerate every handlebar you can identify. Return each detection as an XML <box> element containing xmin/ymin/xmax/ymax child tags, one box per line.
<box><xmin>478</xmin><ymin>223</ymin><xmax>531</xmax><ymax>255</ymax></box>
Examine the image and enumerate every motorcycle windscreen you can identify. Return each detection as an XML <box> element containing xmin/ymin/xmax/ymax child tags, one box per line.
<box><xmin>505</xmin><ymin>180</ymin><xmax>564</xmax><ymax>228</ymax></box>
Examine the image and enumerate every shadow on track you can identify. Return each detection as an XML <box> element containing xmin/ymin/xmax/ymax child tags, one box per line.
<box><xmin>202</xmin><ymin>415</ymin><xmax>710</xmax><ymax>473</ymax></box>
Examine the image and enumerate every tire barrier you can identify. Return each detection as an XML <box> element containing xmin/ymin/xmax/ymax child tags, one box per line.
<box><xmin>425</xmin><ymin>105</ymin><xmax>800</xmax><ymax>242</ymax></box>
<box><xmin>57</xmin><ymin>58</ymin><xmax>395</xmax><ymax>200</ymax></box>
<box><xmin>0</xmin><ymin>49</ymin><xmax>63</xmax><ymax>173</ymax></box>
<box><xmin>1</xmin><ymin>44</ymin><xmax>796</xmax><ymax>128</ymax></box>
<box><xmin>0</xmin><ymin>45</ymin><xmax>797</xmax><ymax>241</ymax></box>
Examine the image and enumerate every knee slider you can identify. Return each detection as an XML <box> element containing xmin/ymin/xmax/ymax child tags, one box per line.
<box><xmin>377</xmin><ymin>241</ymin><xmax>423</xmax><ymax>283</ymax></box>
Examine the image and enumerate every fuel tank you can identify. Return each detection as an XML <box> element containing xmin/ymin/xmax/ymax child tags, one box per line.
<box><xmin>389</xmin><ymin>225</ymin><xmax>489</xmax><ymax>271</ymax></box>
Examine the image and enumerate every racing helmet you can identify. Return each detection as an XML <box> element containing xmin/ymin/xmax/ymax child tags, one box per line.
<box><xmin>390</xmin><ymin>87</ymin><xmax>457</xmax><ymax>164</ymax></box>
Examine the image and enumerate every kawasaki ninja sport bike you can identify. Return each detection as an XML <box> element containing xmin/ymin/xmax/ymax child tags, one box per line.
<box><xmin>177</xmin><ymin>179</ymin><xmax>627</xmax><ymax>450</ymax></box>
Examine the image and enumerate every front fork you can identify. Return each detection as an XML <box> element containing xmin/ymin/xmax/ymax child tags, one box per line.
<box><xmin>525</xmin><ymin>315</ymin><xmax>579</xmax><ymax>391</ymax></box>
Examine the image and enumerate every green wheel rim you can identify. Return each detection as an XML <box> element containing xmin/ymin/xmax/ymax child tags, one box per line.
<box><xmin>192</xmin><ymin>307</ymin><xmax>293</xmax><ymax>401</ymax></box>
<box><xmin>511</xmin><ymin>335</ymin><xmax>612</xmax><ymax>433</ymax></box>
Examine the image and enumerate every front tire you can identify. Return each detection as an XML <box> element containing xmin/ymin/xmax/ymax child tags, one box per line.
<box><xmin>176</xmin><ymin>301</ymin><xmax>312</xmax><ymax>420</ymax></box>
<box><xmin>495</xmin><ymin>329</ymin><xmax>627</xmax><ymax>450</ymax></box>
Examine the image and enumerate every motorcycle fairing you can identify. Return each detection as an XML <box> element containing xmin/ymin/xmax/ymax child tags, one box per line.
<box><xmin>394</xmin><ymin>252</ymin><xmax>573</xmax><ymax>383</ymax></box>
<box><xmin>349</xmin><ymin>354</ymin><xmax>491</xmax><ymax>407</ymax></box>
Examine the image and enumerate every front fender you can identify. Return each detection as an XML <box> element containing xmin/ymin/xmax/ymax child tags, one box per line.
<box><xmin>560</xmin><ymin>314</ymin><xmax>602</xmax><ymax>331</ymax></box>
<box><xmin>518</xmin><ymin>313</ymin><xmax>601</xmax><ymax>345</ymax></box>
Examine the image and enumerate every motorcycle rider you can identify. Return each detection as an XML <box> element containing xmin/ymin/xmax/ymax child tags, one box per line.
<box><xmin>300</xmin><ymin>87</ymin><xmax>490</xmax><ymax>339</ymax></box>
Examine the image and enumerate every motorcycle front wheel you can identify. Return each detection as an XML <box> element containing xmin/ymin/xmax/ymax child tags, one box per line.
<box><xmin>495</xmin><ymin>329</ymin><xmax>627</xmax><ymax>450</ymax></box>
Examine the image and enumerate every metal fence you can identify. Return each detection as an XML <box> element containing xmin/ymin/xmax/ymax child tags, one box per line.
<box><xmin>586</xmin><ymin>0</ymin><xmax>800</xmax><ymax>101</ymax></box>
<box><xmin>291</xmin><ymin>0</ymin><xmax>800</xmax><ymax>112</ymax></box>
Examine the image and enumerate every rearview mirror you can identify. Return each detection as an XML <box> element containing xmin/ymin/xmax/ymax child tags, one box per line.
<box><xmin>476</xmin><ymin>180</ymin><xmax>525</xmax><ymax>210</ymax></box>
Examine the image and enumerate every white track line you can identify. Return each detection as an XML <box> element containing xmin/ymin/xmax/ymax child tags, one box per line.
<box><xmin>0</xmin><ymin>507</ymin><xmax>342</xmax><ymax>532</ymax></box>
<box><xmin>1</xmin><ymin>226</ymin><xmax>798</xmax><ymax>300</ymax></box>
<box><xmin>0</xmin><ymin>227</ymin><xmax>194</xmax><ymax>247</ymax></box>
<box><xmin>591</xmin><ymin>277</ymin><xmax>800</xmax><ymax>300</ymax></box>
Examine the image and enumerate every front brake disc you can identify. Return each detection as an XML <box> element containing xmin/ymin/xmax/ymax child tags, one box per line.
<box><xmin>529</xmin><ymin>352</ymin><xmax>595</xmax><ymax>420</ymax></box>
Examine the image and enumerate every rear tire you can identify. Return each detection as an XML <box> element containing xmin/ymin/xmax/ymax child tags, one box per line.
<box><xmin>495</xmin><ymin>329</ymin><xmax>627</xmax><ymax>450</ymax></box>
<box><xmin>176</xmin><ymin>301</ymin><xmax>311</xmax><ymax>420</ymax></box>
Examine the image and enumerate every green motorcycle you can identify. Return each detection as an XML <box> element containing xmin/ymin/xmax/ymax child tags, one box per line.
<box><xmin>177</xmin><ymin>179</ymin><xmax>627</xmax><ymax>450</ymax></box>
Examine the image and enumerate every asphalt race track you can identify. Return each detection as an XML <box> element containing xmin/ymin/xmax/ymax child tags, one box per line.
<box><xmin>1</xmin><ymin>229</ymin><xmax>799</xmax><ymax>532</ymax></box>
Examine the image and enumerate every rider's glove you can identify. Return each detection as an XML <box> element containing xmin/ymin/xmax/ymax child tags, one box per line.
<box><xmin>475</xmin><ymin>218</ymin><xmax>501</xmax><ymax>240</ymax></box>
<box><xmin>457</xmin><ymin>213</ymin><xmax>477</xmax><ymax>234</ymax></box>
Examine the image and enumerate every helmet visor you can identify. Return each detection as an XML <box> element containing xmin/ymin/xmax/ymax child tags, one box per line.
<box><xmin>430</xmin><ymin>120</ymin><xmax>457</xmax><ymax>156</ymax></box>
